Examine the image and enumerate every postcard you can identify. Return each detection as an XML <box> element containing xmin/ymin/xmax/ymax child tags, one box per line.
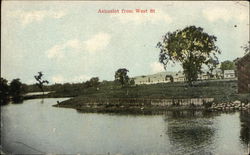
<box><xmin>1</xmin><ymin>1</ymin><xmax>249</xmax><ymax>154</ymax></box>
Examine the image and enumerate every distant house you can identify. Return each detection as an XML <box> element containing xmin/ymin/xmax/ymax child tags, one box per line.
<box><xmin>211</xmin><ymin>68</ymin><xmax>223</xmax><ymax>79</ymax></box>
<box><xmin>198</xmin><ymin>73</ymin><xmax>209</xmax><ymax>80</ymax></box>
<box><xmin>223</xmin><ymin>70</ymin><xmax>236</xmax><ymax>79</ymax></box>
<box><xmin>173</xmin><ymin>72</ymin><xmax>185</xmax><ymax>82</ymax></box>
<box><xmin>133</xmin><ymin>72</ymin><xmax>178</xmax><ymax>85</ymax></box>
<box><xmin>197</xmin><ymin>68</ymin><xmax>223</xmax><ymax>80</ymax></box>
<box><xmin>133</xmin><ymin>68</ymin><xmax>226</xmax><ymax>85</ymax></box>
<box><xmin>236</xmin><ymin>53</ymin><xmax>250</xmax><ymax>93</ymax></box>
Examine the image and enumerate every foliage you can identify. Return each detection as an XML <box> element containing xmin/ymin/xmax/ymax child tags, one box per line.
<box><xmin>85</xmin><ymin>77</ymin><xmax>100</xmax><ymax>88</ymax></box>
<box><xmin>129</xmin><ymin>79</ymin><xmax>135</xmax><ymax>85</ymax></box>
<box><xmin>10</xmin><ymin>79</ymin><xmax>23</xmax><ymax>96</ymax></box>
<box><xmin>115</xmin><ymin>68</ymin><xmax>129</xmax><ymax>87</ymax></box>
<box><xmin>156</xmin><ymin>26</ymin><xmax>221</xmax><ymax>84</ymax></box>
<box><xmin>34</xmin><ymin>72</ymin><xmax>49</xmax><ymax>94</ymax></box>
<box><xmin>0</xmin><ymin>78</ymin><xmax>10</xmax><ymax>104</ymax></box>
<box><xmin>241</xmin><ymin>41</ymin><xmax>250</xmax><ymax>55</ymax></box>
<box><xmin>206</xmin><ymin>58</ymin><xmax>219</xmax><ymax>78</ymax></box>
<box><xmin>220</xmin><ymin>60</ymin><xmax>235</xmax><ymax>72</ymax></box>
<box><xmin>10</xmin><ymin>78</ymin><xmax>25</xmax><ymax>102</ymax></box>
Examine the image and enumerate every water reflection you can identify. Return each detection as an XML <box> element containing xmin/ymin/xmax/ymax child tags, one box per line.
<box><xmin>1</xmin><ymin>99</ymin><xmax>249</xmax><ymax>154</ymax></box>
<box><xmin>12</xmin><ymin>96</ymin><xmax>24</xmax><ymax>104</ymax></box>
<box><xmin>240</xmin><ymin>111</ymin><xmax>250</xmax><ymax>146</ymax></box>
<box><xmin>0</xmin><ymin>96</ymin><xmax>24</xmax><ymax>105</ymax></box>
<box><xmin>163</xmin><ymin>111</ymin><xmax>217</xmax><ymax>154</ymax></box>
<box><xmin>76</xmin><ymin>108</ymin><xmax>169</xmax><ymax>115</ymax></box>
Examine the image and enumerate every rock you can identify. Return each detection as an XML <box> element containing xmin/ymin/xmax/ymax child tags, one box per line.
<box><xmin>233</xmin><ymin>100</ymin><xmax>241</xmax><ymax>105</ymax></box>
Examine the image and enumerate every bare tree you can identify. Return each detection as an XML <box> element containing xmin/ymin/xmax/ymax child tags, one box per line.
<box><xmin>34</xmin><ymin>72</ymin><xmax>49</xmax><ymax>95</ymax></box>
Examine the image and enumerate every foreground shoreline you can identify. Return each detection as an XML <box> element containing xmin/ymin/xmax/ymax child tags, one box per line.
<box><xmin>54</xmin><ymin>103</ymin><xmax>206</xmax><ymax>114</ymax></box>
<box><xmin>53</xmin><ymin>97</ymin><xmax>250</xmax><ymax>114</ymax></box>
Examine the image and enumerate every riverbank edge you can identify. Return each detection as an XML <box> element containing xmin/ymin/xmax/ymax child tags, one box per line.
<box><xmin>54</xmin><ymin>103</ymin><xmax>207</xmax><ymax>114</ymax></box>
<box><xmin>53</xmin><ymin>96</ymin><xmax>250</xmax><ymax>114</ymax></box>
<box><xmin>23</xmin><ymin>94</ymin><xmax>74</xmax><ymax>100</ymax></box>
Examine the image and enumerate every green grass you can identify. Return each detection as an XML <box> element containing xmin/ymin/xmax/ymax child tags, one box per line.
<box><xmin>55</xmin><ymin>80</ymin><xmax>250</xmax><ymax>106</ymax></box>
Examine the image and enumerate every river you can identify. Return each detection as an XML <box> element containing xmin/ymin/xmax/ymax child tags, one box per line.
<box><xmin>1</xmin><ymin>98</ymin><xmax>249</xmax><ymax>154</ymax></box>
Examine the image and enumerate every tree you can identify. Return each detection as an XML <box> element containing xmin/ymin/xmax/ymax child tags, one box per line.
<box><xmin>90</xmin><ymin>77</ymin><xmax>100</xmax><ymax>87</ymax></box>
<box><xmin>220</xmin><ymin>60</ymin><xmax>235</xmax><ymax>73</ymax></box>
<box><xmin>85</xmin><ymin>77</ymin><xmax>100</xmax><ymax>88</ymax></box>
<box><xmin>206</xmin><ymin>58</ymin><xmax>219</xmax><ymax>78</ymax></box>
<box><xmin>10</xmin><ymin>78</ymin><xmax>24</xmax><ymax>102</ymax></box>
<box><xmin>129</xmin><ymin>78</ymin><xmax>135</xmax><ymax>85</ymax></box>
<box><xmin>0</xmin><ymin>78</ymin><xmax>10</xmax><ymax>104</ymax></box>
<box><xmin>115</xmin><ymin>68</ymin><xmax>129</xmax><ymax>87</ymax></box>
<box><xmin>241</xmin><ymin>41</ymin><xmax>250</xmax><ymax>55</ymax></box>
<box><xmin>34</xmin><ymin>72</ymin><xmax>49</xmax><ymax>95</ymax></box>
<box><xmin>156</xmin><ymin>26</ymin><xmax>221</xmax><ymax>84</ymax></box>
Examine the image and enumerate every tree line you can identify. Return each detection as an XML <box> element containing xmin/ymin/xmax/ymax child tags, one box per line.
<box><xmin>0</xmin><ymin>78</ymin><xmax>26</xmax><ymax>104</ymax></box>
<box><xmin>0</xmin><ymin>69</ymin><xmax>134</xmax><ymax>105</ymax></box>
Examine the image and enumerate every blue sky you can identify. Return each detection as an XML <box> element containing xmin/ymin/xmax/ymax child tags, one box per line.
<box><xmin>1</xmin><ymin>1</ymin><xmax>249</xmax><ymax>84</ymax></box>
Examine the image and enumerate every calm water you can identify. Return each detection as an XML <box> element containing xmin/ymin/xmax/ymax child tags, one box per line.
<box><xmin>1</xmin><ymin>98</ymin><xmax>250</xmax><ymax>155</ymax></box>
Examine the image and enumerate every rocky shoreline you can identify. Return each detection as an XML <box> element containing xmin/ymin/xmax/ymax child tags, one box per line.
<box><xmin>53</xmin><ymin>97</ymin><xmax>249</xmax><ymax>114</ymax></box>
<box><xmin>209</xmin><ymin>100</ymin><xmax>250</xmax><ymax>111</ymax></box>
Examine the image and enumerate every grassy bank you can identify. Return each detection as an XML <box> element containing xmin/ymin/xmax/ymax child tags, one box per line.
<box><xmin>54</xmin><ymin>80</ymin><xmax>250</xmax><ymax>112</ymax></box>
<box><xmin>58</xmin><ymin>80</ymin><xmax>239</xmax><ymax>99</ymax></box>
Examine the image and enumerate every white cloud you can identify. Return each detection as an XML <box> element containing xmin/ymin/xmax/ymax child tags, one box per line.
<box><xmin>52</xmin><ymin>75</ymin><xmax>65</xmax><ymax>83</ymax></box>
<box><xmin>84</xmin><ymin>32</ymin><xmax>111</xmax><ymax>52</ymax></box>
<box><xmin>46</xmin><ymin>33</ymin><xmax>111</xmax><ymax>59</ymax></box>
<box><xmin>46</xmin><ymin>39</ymin><xmax>81</xmax><ymax>59</ymax></box>
<box><xmin>72</xmin><ymin>75</ymin><xmax>91</xmax><ymax>82</ymax></box>
<box><xmin>202</xmin><ymin>8</ymin><xmax>230</xmax><ymax>22</ymax></box>
<box><xmin>111</xmin><ymin>10</ymin><xmax>172</xmax><ymax>24</ymax></box>
<box><xmin>150</xmin><ymin>62</ymin><xmax>165</xmax><ymax>73</ymax></box>
<box><xmin>46</xmin><ymin>44</ymin><xmax>66</xmax><ymax>59</ymax></box>
<box><xmin>66</xmin><ymin>39</ymin><xmax>82</xmax><ymax>49</ymax></box>
<box><xmin>51</xmin><ymin>75</ymin><xmax>90</xmax><ymax>83</ymax></box>
<box><xmin>10</xmin><ymin>10</ymin><xmax>66</xmax><ymax>26</ymax></box>
<box><xmin>202</xmin><ymin>7</ymin><xmax>248</xmax><ymax>22</ymax></box>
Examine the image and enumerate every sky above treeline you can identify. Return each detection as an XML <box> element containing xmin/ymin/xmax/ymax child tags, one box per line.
<box><xmin>2</xmin><ymin>1</ymin><xmax>249</xmax><ymax>84</ymax></box>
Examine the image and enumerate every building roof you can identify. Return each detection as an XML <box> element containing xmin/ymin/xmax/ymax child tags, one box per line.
<box><xmin>224</xmin><ymin>70</ymin><xmax>235</xmax><ymax>74</ymax></box>
<box><xmin>235</xmin><ymin>52</ymin><xmax>250</xmax><ymax>65</ymax></box>
<box><xmin>133</xmin><ymin>71</ymin><xmax>178</xmax><ymax>79</ymax></box>
<box><xmin>133</xmin><ymin>71</ymin><xmax>188</xmax><ymax>81</ymax></box>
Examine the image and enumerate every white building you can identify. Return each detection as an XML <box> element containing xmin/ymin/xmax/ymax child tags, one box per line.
<box><xmin>223</xmin><ymin>70</ymin><xmax>235</xmax><ymax>79</ymax></box>
<box><xmin>133</xmin><ymin>71</ymin><xmax>184</xmax><ymax>85</ymax></box>
<box><xmin>133</xmin><ymin>68</ymin><xmax>224</xmax><ymax>85</ymax></box>
<box><xmin>198</xmin><ymin>68</ymin><xmax>223</xmax><ymax>80</ymax></box>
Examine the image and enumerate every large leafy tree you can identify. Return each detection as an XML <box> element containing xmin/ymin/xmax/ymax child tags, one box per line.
<box><xmin>157</xmin><ymin>26</ymin><xmax>221</xmax><ymax>84</ymax></box>
<box><xmin>220</xmin><ymin>60</ymin><xmax>235</xmax><ymax>73</ymax></box>
<box><xmin>115</xmin><ymin>68</ymin><xmax>129</xmax><ymax>87</ymax></box>
<box><xmin>34</xmin><ymin>72</ymin><xmax>49</xmax><ymax>95</ymax></box>
<box><xmin>10</xmin><ymin>79</ymin><xmax>22</xmax><ymax>97</ymax></box>
<box><xmin>10</xmin><ymin>78</ymin><xmax>25</xmax><ymax>102</ymax></box>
